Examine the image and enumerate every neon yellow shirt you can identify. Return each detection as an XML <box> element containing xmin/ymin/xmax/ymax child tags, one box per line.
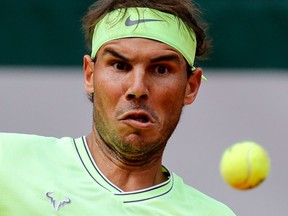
<box><xmin>0</xmin><ymin>133</ymin><xmax>236</xmax><ymax>215</ymax></box>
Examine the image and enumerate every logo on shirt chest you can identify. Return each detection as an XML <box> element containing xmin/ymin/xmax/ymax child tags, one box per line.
<box><xmin>46</xmin><ymin>192</ymin><xmax>71</xmax><ymax>211</ymax></box>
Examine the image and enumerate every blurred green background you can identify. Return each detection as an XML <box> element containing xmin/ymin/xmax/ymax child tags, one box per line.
<box><xmin>0</xmin><ymin>0</ymin><xmax>287</xmax><ymax>69</ymax></box>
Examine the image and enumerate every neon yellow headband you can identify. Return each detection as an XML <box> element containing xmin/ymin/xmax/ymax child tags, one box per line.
<box><xmin>91</xmin><ymin>7</ymin><xmax>206</xmax><ymax>80</ymax></box>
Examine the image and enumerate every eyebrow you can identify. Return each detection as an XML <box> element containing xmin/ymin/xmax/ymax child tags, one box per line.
<box><xmin>150</xmin><ymin>54</ymin><xmax>181</xmax><ymax>64</ymax></box>
<box><xmin>102</xmin><ymin>48</ymin><xmax>129</xmax><ymax>62</ymax></box>
<box><xmin>102</xmin><ymin>47</ymin><xmax>181</xmax><ymax>64</ymax></box>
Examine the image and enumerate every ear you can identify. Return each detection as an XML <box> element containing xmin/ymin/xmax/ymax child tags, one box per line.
<box><xmin>83</xmin><ymin>55</ymin><xmax>94</xmax><ymax>94</ymax></box>
<box><xmin>183</xmin><ymin>67</ymin><xmax>202</xmax><ymax>105</ymax></box>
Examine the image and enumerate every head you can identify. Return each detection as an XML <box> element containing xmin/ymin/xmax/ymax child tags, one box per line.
<box><xmin>82</xmin><ymin>0</ymin><xmax>210</xmax><ymax>164</ymax></box>
<box><xmin>83</xmin><ymin>0</ymin><xmax>210</xmax><ymax>102</ymax></box>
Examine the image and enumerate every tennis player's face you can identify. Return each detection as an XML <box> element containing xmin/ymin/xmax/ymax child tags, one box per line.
<box><xmin>84</xmin><ymin>38</ymin><xmax>201</xmax><ymax>162</ymax></box>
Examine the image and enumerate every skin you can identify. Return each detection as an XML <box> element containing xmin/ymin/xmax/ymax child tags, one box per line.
<box><xmin>83</xmin><ymin>38</ymin><xmax>202</xmax><ymax>191</ymax></box>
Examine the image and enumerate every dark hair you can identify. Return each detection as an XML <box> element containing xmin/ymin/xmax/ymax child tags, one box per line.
<box><xmin>82</xmin><ymin>0</ymin><xmax>211</xmax><ymax>102</ymax></box>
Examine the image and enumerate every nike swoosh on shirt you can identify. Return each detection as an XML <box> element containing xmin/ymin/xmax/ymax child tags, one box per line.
<box><xmin>125</xmin><ymin>16</ymin><xmax>163</xmax><ymax>26</ymax></box>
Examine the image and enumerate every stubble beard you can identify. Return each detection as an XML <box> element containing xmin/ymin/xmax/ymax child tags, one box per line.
<box><xmin>92</xmin><ymin>107</ymin><xmax>182</xmax><ymax>166</ymax></box>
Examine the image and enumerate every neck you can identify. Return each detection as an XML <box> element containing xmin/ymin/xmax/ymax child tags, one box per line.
<box><xmin>85</xmin><ymin>132</ymin><xmax>168</xmax><ymax>192</ymax></box>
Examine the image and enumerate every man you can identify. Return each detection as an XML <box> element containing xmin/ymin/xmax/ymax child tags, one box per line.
<box><xmin>0</xmin><ymin>0</ymin><xmax>236</xmax><ymax>215</ymax></box>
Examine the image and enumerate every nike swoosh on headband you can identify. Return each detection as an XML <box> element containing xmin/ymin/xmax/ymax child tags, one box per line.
<box><xmin>125</xmin><ymin>16</ymin><xmax>163</xmax><ymax>26</ymax></box>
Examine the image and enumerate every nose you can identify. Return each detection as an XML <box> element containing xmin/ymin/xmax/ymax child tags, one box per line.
<box><xmin>124</xmin><ymin>69</ymin><xmax>149</xmax><ymax>101</ymax></box>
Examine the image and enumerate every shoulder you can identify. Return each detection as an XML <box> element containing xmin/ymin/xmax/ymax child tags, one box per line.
<box><xmin>0</xmin><ymin>132</ymin><xmax>75</xmax><ymax>161</ymax></box>
<box><xmin>0</xmin><ymin>132</ymin><xmax>73</xmax><ymax>146</ymax></box>
<box><xmin>171</xmin><ymin>174</ymin><xmax>237</xmax><ymax>216</ymax></box>
<box><xmin>0</xmin><ymin>132</ymin><xmax>57</xmax><ymax>144</ymax></box>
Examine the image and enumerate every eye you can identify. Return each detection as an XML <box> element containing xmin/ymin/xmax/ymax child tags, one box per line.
<box><xmin>113</xmin><ymin>62</ymin><xmax>128</xmax><ymax>71</ymax></box>
<box><xmin>155</xmin><ymin>65</ymin><xmax>169</xmax><ymax>74</ymax></box>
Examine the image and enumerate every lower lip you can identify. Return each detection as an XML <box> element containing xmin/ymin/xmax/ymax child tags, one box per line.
<box><xmin>121</xmin><ymin>119</ymin><xmax>154</xmax><ymax>129</ymax></box>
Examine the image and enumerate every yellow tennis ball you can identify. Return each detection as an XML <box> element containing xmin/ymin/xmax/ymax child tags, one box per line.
<box><xmin>220</xmin><ymin>141</ymin><xmax>271</xmax><ymax>190</ymax></box>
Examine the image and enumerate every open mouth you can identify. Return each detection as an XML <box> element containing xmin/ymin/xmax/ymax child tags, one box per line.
<box><xmin>127</xmin><ymin>114</ymin><xmax>149</xmax><ymax>123</ymax></box>
<box><xmin>118</xmin><ymin>109</ymin><xmax>156</xmax><ymax>129</ymax></box>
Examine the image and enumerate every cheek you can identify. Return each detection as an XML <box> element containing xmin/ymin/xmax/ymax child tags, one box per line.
<box><xmin>155</xmin><ymin>86</ymin><xmax>186</xmax><ymax>119</ymax></box>
<box><xmin>159</xmin><ymin>80</ymin><xmax>186</xmax><ymax>104</ymax></box>
<box><xmin>155</xmin><ymin>90</ymin><xmax>184</xmax><ymax>139</ymax></box>
<box><xmin>94</xmin><ymin>67</ymin><xmax>122</xmax><ymax>95</ymax></box>
<box><xmin>93</xmin><ymin>74</ymin><xmax>123</xmax><ymax>115</ymax></box>
<box><xmin>94</xmin><ymin>85</ymin><xmax>118</xmax><ymax>111</ymax></box>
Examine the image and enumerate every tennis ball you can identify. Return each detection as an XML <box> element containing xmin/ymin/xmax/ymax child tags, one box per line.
<box><xmin>220</xmin><ymin>141</ymin><xmax>270</xmax><ymax>190</ymax></box>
